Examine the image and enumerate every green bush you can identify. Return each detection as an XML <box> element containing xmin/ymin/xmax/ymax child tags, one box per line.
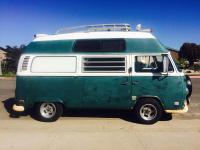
<box><xmin>175</xmin><ymin>58</ymin><xmax>189</xmax><ymax>69</ymax></box>
<box><xmin>1</xmin><ymin>71</ymin><xmax>16</xmax><ymax>77</ymax></box>
<box><xmin>189</xmin><ymin>64</ymin><xmax>200</xmax><ymax>71</ymax></box>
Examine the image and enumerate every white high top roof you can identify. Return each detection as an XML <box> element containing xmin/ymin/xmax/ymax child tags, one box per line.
<box><xmin>33</xmin><ymin>32</ymin><xmax>155</xmax><ymax>42</ymax></box>
<box><xmin>33</xmin><ymin>24</ymin><xmax>156</xmax><ymax>42</ymax></box>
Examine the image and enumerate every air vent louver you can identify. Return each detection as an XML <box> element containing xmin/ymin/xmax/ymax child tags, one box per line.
<box><xmin>21</xmin><ymin>56</ymin><xmax>30</xmax><ymax>71</ymax></box>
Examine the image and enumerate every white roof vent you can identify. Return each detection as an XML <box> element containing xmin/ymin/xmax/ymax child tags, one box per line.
<box><xmin>34</xmin><ymin>34</ymin><xmax>49</xmax><ymax>38</ymax></box>
<box><xmin>136</xmin><ymin>24</ymin><xmax>152</xmax><ymax>33</ymax></box>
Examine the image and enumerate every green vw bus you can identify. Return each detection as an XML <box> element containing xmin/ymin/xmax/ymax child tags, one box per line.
<box><xmin>13</xmin><ymin>24</ymin><xmax>192</xmax><ymax>124</ymax></box>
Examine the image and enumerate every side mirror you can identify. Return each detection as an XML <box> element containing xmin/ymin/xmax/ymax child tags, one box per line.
<box><xmin>163</xmin><ymin>55</ymin><xmax>169</xmax><ymax>74</ymax></box>
<box><xmin>128</xmin><ymin>67</ymin><xmax>132</xmax><ymax>73</ymax></box>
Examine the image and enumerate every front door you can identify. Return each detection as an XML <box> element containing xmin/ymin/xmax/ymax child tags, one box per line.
<box><xmin>131</xmin><ymin>54</ymin><xmax>183</xmax><ymax>109</ymax></box>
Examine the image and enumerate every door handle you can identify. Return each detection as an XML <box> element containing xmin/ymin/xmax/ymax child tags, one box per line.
<box><xmin>120</xmin><ymin>82</ymin><xmax>128</xmax><ymax>85</ymax></box>
<box><xmin>128</xmin><ymin>67</ymin><xmax>132</xmax><ymax>73</ymax></box>
<box><xmin>120</xmin><ymin>77</ymin><xmax>129</xmax><ymax>85</ymax></box>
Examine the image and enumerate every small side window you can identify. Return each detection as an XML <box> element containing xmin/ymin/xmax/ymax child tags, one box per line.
<box><xmin>135</xmin><ymin>55</ymin><xmax>173</xmax><ymax>73</ymax></box>
<box><xmin>82</xmin><ymin>57</ymin><xmax>126</xmax><ymax>72</ymax></box>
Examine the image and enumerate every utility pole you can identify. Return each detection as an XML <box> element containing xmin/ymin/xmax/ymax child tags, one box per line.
<box><xmin>0</xmin><ymin>60</ymin><xmax>2</xmax><ymax>76</ymax></box>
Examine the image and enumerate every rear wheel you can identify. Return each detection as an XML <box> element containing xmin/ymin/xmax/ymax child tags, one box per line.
<box><xmin>34</xmin><ymin>102</ymin><xmax>63</xmax><ymax>122</ymax></box>
<box><xmin>134</xmin><ymin>98</ymin><xmax>163</xmax><ymax>124</ymax></box>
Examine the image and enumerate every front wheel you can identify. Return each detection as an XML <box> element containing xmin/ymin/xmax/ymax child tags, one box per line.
<box><xmin>185</xmin><ymin>75</ymin><xmax>192</xmax><ymax>98</ymax></box>
<box><xmin>34</xmin><ymin>102</ymin><xmax>63</xmax><ymax>122</ymax></box>
<box><xmin>134</xmin><ymin>98</ymin><xmax>163</xmax><ymax>124</ymax></box>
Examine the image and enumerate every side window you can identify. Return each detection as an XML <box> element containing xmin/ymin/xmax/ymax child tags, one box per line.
<box><xmin>73</xmin><ymin>39</ymin><xmax>126</xmax><ymax>52</ymax></box>
<box><xmin>31</xmin><ymin>56</ymin><xmax>77</xmax><ymax>73</ymax></box>
<box><xmin>135</xmin><ymin>55</ymin><xmax>173</xmax><ymax>73</ymax></box>
<box><xmin>82</xmin><ymin>57</ymin><xmax>126</xmax><ymax>72</ymax></box>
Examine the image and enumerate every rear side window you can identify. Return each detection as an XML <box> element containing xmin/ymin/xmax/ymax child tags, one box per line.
<box><xmin>73</xmin><ymin>39</ymin><xmax>126</xmax><ymax>52</ymax></box>
<box><xmin>82</xmin><ymin>57</ymin><xmax>126</xmax><ymax>72</ymax></box>
<box><xmin>31</xmin><ymin>56</ymin><xmax>76</xmax><ymax>73</ymax></box>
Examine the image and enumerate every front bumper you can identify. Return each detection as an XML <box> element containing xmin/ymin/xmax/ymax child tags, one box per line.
<box><xmin>165</xmin><ymin>100</ymin><xmax>189</xmax><ymax>114</ymax></box>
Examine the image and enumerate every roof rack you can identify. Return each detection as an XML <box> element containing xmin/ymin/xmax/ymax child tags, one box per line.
<box><xmin>55</xmin><ymin>24</ymin><xmax>131</xmax><ymax>34</ymax></box>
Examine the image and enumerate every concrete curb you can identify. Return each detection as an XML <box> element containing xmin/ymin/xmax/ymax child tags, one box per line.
<box><xmin>189</xmin><ymin>76</ymin><xmax>200</xmax><ymax>79</ymax></box>
<box><xmin>0</xmin><ymin>77</ymin><xmax>16</xmax><ymax>80</ymax></box>
<box><xmin>185</xmin><ymin>73</ymin><xmax>200</xmax><ymax>76</ymax></box>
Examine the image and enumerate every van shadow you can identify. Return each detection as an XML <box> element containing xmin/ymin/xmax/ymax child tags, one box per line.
<box><xmin>2</xmin><ymin>98</ymin><xmax>172</xmax><ymax>123</ymax></box>
<box><xmin>63</xmin><ymin>109</ymin><xmax>140</xmax><ymax>123</ymax></box>
<box><xmin>62</xmin><ymin>109</ymin><xmax>172</xmax><ymax>123</ymax></box>
<box><xmin>62</xmin><ymin>109</ymin><xmax>172</xmax><ymax>124</ymax></box>
<box><xmin>2</xmin><ymin>98</ymin><xmax>29</xmax><ymax>118</ymax></box>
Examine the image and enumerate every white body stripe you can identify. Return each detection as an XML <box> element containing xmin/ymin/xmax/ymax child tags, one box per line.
<box><xmin>17</xmin><ymin>53</ymin><xmax>184</xmax><ymax>77</ymax></box>
<box><xmin>33</xmin><ymin>32</ymin><xmax>156</xmax><ymax>42</ymax></box>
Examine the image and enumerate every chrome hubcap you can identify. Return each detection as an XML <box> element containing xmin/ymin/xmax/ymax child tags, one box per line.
<box><xmin>140</xmin><ymin>104</ymin><xmax>157</xmax><ymax>121</ymax></box>
<box><xmin>40</xmin><ymin>103</ymin><xmax>56</xmax><ymax>118</ymax></box>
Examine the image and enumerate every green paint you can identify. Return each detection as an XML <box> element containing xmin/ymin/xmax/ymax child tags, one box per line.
<box><xmin>24</xmin><ymin>40</ymin><xmax>74</xmax><ymax>53</ymax></box>
<box><xmin>23</xmin><ymin>38</ymin><xmax>167</xmax><ymax>54</ymax></box>
<box><xmin>16</xmin><ymin>75</ymin><xmax>187</xmax><ymax>110</ymax></box>
<box><xmin>126</xmin><ymin>39</ymin><xmax>167</xmax><ymax>53</ymax></box>
<box><xmin>131</xmin><ymin>75</ymin><xmax>186</xmax><ymax>109</ymax></box>
<box><xmin>16</xmin><ymin>76</ymin><xmax>133</xmax><ymax>109</ymax></box>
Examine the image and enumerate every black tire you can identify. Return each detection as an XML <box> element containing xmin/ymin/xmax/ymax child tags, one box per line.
<box><xmin>161</xmin><ymin>112</ymin><xmax>172</xmax><ymax>121</ymax></box>
<box><xmin>185</xmin><ymin>75</ymin><xmax>192</xmax><ymax>98</ymax></box>
<box><xmin>34</xmin><ymin>102</ymin><xmax>63</xmax><ymax>122</ymax></box>
<box><xmin>134</xmin><ymin>98</ymin><xmax>163</xmax><ymax>124</ymax></box>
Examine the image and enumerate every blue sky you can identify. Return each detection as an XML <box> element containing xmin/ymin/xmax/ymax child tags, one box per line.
<box><xmin>0</xmin><ymin>0</ymin><xmax>200</xmax><ymax>49</ymax></box>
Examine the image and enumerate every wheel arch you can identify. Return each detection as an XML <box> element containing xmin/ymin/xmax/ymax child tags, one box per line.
<box><xmin>135</xmin><ymin>95</ymin><xmax>165</xmax><ymax>110</ymax></box>
<box><xmin>33</xmin><ymin>100</ymin><xmax>65</xmax><ymax>109</ymax></box>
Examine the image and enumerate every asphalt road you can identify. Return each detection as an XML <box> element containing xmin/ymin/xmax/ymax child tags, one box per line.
<box><xmin>0</xmin><ymin>78</ymin><xmax>200</xmax><ymax>150</ymax></box>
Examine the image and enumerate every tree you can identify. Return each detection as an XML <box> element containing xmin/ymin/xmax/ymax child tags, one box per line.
<box><xmin>2</xmin><ymin>45</ymin><xmax>25</xmax><ymax>73</ymax></box>
<box><xmin>179</xmin><ymin>43</ymin><xmax>200</xmax><ymax>66</ymax></box>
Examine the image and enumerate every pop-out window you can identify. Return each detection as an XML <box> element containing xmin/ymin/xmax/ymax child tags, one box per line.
<box><xmin>31</xmin><ymin>56</ymin><xmax>76</xmax><ymax>73</ymax></box>
<box><xmin>82</xmin><ymin>57</ymin><xmax>126</xmax><ymax>72</ymax></box>
<box><xmin>135</xmin><ymin>55</ymin><xmax>173</xmax><ymax>73</ymax></box>
<box><xmin>73</xmin><ymin>39</ymin><xmax>126</xmax><ymax>52</ymax></box>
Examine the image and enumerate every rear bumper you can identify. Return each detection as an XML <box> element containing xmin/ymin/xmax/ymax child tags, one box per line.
<box><xmin>12</xmin><ymin>100</ymin><xmax>25</xmax><ymax>112</ymax></box>
<box><xmin>13</xmin><ymin>104</ymin><xmax>24</xmax><ymax>112</ymax></box>
<box><xmin>165</xmin><ymin>100</ymin><xmax>189</xmax><ymax>114</ymax></box>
